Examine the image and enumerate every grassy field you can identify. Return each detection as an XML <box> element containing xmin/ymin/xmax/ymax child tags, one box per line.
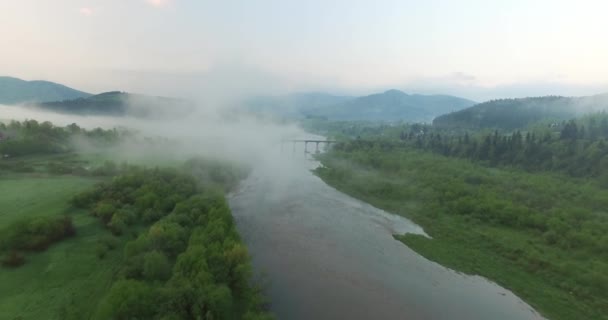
<box><xmin>0</xmin><ymin>175</ymin><xmax>97</xmax><ymax>225</ymax></box>
<box><xmin>315</xmin><ymin>149</ymin><xmax>608</xmax><ymax>320</ymax></box>
<box><xmin>0</xmin><ymin>175</ymin><xmax>126</xmax><ymax>320</ymax></box>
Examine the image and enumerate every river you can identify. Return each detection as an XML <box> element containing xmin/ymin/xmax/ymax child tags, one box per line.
<box><xmin>228</xmin><ymin>141</ymin><xmax>546</xmax><ymax>320</ymax></box>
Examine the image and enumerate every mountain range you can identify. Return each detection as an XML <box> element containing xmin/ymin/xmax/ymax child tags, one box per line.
<box><xmin>242</xmin><ymin>92</ymin><xmax>352</xmax><ymax>119</ymax></box>
<box><xmin>243</xmin><ymin>89</ymin><xmax>476</xmax><ymax>122</ymax></box>
<box><xmin>304</xmin><ymin>89</ymin><xmax>476</xmax><ymax>122</ymax></box>
<box><xmin>0</xmin><ymin>76</ymin><xmax>91</xmax><ymax>104</ymax></box>
<box><xmin>4</xmin><ymin>76</ymin><xmax>608</xmax><ymax>127</ymax></box>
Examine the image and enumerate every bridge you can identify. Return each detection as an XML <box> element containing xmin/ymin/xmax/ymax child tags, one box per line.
<box><xmin>281</xmin><ymin>139</ymin><xmax>338</xmax><ymax>154</ymax></box>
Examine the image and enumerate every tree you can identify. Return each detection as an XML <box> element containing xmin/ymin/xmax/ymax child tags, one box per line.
<box><xmin>143</xmin><ymin>250</ymin><xmax>172</xmax><ymax>281</ymax></box>
<box><xmin>108</xmin><ymin>214</ymin><xmax>126</xmax><ymax>236</ymax></box>
<box><xmin>97</xmin><ymin>280</ymin><xmax>159</xmax><ymax>319</ymax></box>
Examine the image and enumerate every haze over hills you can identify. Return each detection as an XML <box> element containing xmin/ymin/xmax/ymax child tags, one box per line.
<box><xmin>244</xmin><ymin>89</ymin><xmax>476</xmax><ymax>122</ymax></box>
<box><xmin>304</xmin><ymin>89</ymin><xmax>476</xmax><ymax>122</ymax></box>
<box><xmin>242</xmin><ymin>92</ymin><xmax>353</xmax><ymax>119</ymax></box>
<box><xmin>11</xmin><ymin>76</ymin><xmax>608</xmax><ymax>128</ymax></box>
<box><xmin>36</xmin><ymin>91</ymin><xmax>195</xmax><ymax>118</ymax></box>
<box><xmin>433</xmin><ymin>94</ymin><xmax>608</xmax><ymax>130</ymax></box>
<box><xmin>0</xmin><ymin>76</ymin><xmax>91</xmax><ymax>104</ymax></box>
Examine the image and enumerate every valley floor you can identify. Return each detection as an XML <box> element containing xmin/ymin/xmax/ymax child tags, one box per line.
<box><xmin>315</xmin><ymin>149</ymin><xmax>608</xmax><ymax>320</ymax></box>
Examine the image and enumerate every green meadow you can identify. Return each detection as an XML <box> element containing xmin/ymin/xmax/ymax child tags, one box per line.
<box><xmin>0</xmin><ymin>175</ymin><xmax>126</xmax><ymax>320</ymax></box>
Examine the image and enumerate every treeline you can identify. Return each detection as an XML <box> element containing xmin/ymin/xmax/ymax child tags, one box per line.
<box><xmin>72</xmin><ymin>165</ymin><xmax>271</xmax><ymax>319</ymax></box>
<box><xmin>323</xmin><ymin>113</ymin><xmax>608</xmax><ymax>181</ymax></box>
<box><xmin>0</xmin><ymin>215</ymin><xmax>75</xmax><ymax>267</ymax></box>
<box><xmin>40</xmin><ymin>92</ymin><xmax>128</xmax><ymax>116</ymax></box>
<box><xmin>0</xmin><ymin>120</ymin><xmax>125</xmax><ymax>157</ymax></box>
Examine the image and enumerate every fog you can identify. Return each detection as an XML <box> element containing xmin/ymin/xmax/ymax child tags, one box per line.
<box><xmin>0</xmin><ymin>102</ymin><xmax>311</xmax><ymax>175</ymax></box>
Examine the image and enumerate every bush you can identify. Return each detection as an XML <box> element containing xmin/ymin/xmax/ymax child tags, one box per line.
<box><xmin>47</xmin><ymin>162</ymin><xmax>73</xmax><ymax>174</ymax></box>
<box><xmin>142</xmin><ymin>251</ymin><xmax>171</xmax><ymax>281</ymax></box>
<box><xmin>99</xmin><ymin>235</ymin><xmax>121</xmax><ymax>250</ymax></box>
<box><xmin>95</xmin><ymin>243</ymin><xmax>109</xmax><ymax>260</ymax></box>
<box><xmin>115</xmin><ymin>207</ymin><xmax>137</xmax><ymax>225</ymax></box>
<box><xmin>13</xmin><ymin>161</ymin><xmax>35</xmax><ymax>173</ymax></box>
<box><xmin>93</xmin><ymin>201</ymin><xmax>115</xmax><ymax>223</ymax></box>
<box><xmin>142</xmin><ymin>208</ymin><xmax>164</xmax><ymax>223</ymax></box>
<box><xmin>1</xmin><ymin>216</ymin><xmax>76</xmax><ymax>253</ymax></box>
<box><xmin>108</xmin><ymin>214</ymin><xmax>126</xmax><ymax>236</ymax></box>
<box><xmin>1</xmin><ymin>251</ymin><xmax>26</xmax><ymax>268</ymax></box>
<box><xmin>71</xmin><ymin>189</ymin><xmax>99</xmax><ymax>208</ymax></box>
<box><xmin>97</xmin><ymin>280</ymin><xmax>159</xmax><ymax>319</ymax></box>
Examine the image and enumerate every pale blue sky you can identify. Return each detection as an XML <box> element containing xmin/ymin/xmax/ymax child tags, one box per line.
<box><xmin>1</xmin><ymin>0</ymin><xmax>607</xmax><ymax>100</ymax></box>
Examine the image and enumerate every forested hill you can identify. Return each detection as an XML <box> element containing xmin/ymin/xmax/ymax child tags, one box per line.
<box><xmin>433</xmin><ymin>94</ymin><xmax>608</xmax><ymax>129</ymax></box>
<box><xmin>305</xmin><ymin>89</ymin><xmax>475</xmax><ymax>122</ymax></box>
<box><xmin>0</xmin><ymin>76</ymin><xmax>91</xmax><ymax>104</ymax></box>
<box><xmin>241</xmin><ymin>89</ymin><xmax>474</xmax><ymax>122</ymax></box>
<box><xmin>37</xmin><ymin>91</ymin><xmax>195</xmax><ymax>118</ymax></box>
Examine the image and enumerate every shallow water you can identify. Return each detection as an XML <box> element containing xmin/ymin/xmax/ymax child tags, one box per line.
<box><xmin>228</xmin><ymin>145</ymin><xmax>546</xmax><ymax>320</ymax></box>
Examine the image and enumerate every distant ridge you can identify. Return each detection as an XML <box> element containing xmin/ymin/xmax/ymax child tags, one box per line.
<box><xmin>0</xmin><ymin>76</ymin><xmax>91</xmax><ymax>104</ymax></box>
<box><xmin>305</xmin><ymin>89</ymin><xmax>476</xmax><ymax>122</ymax></box>
<box><xmin>37</xmin><ymin>91</ymin><xmax>195</xmax><ymax>118</ymax></box>
<box><xmin>242</xmin><ymin>92</ymin><xmax>353</xmax><ymax>119</ymax></box>
<box><xmin>243</xmin><ymin>89</ymin><xmax>475</xmax><ymax>122</ymax></box>
<box><xmin>433</xmin><ymin>94</ymin><xmax>608</xmax><ymax>129</ymax></box>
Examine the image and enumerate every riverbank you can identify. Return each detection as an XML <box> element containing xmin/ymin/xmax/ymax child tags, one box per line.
<box><xmin>229</xmin><ymin>149</ymin><xmax>547</xmax><ymax>320</ymax></box>
<box><xmin>314</xmin><ymin>149</ymin><xmax>608</xmax><ymax>320</ymax></box>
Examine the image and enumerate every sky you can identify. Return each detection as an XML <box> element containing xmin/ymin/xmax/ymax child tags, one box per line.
<box><xmin>1</xmin><ymin>0</ymin><xmax>608</xmax><ymax>101</ymax></box>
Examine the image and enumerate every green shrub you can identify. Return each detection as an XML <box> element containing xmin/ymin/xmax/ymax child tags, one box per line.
<box><xmin>108</xmin><ymin>214</ymin><xmax>126</xmax><ymax>236</ymax></box>
<box><xmin>93</xmin><ymin>201</ymin><xmax>115</xmax><ymax>223</ymax></box>
<box><xmin>99</xmin><ymin>235</ymin><xmax>121</xmax><ymax>250</ymax></box>
<box><xmin>1</xmin><ymin>216</ymin><xmax>75</xmax><ymax>253</ymax></box>
<box><xmin>1</xmin><ymin>251</ymin><xmax>26</xmax><ymax>268</ymax></box>
<box><xmin>95</xmin><ymin>243</ymin><xmax>109</xmax><ymax>260</ymax></box>
<box><xmin>97</xmin><ymin>280</ymin><xmax>160</xmax><ymax>319</ymax></box>
<box><xmin>142</xmin><ymin>251</ymin><xmax>171</xmax><ymax>281</ymax></box>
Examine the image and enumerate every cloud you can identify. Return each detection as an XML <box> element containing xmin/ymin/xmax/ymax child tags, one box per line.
<box><xmin>145</xmin><ymin>0</ymin><xmax>172</xmax><ymax>8</ymax></box>
<box><xmin>79</xmin><ymin>7</ymin><xmax>94</xmax><ymax>16</ymax></box>
<box><xmin>449</xmin><ymin>72</ymin><xmax>477</xmax><ymax>84</ymax></box>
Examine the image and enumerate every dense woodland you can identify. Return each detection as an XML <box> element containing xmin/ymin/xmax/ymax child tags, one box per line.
<box><xmin>402</xmin><ymin>113</ymin><xmax>608</xmax><ymax>180</ymax></box>
<box><xmin>315</xmin><ymin>114</ymin><xmax>608</xmax><ymax>320</ymax></box>
<box><xmin>0</xmin><ymin>119</ymin><xmax>124</xmax><ymax>157</ymax></box>
<box><xmin>317</xmin><ymin>112</ymin><xmax>608</xmax><ymax>181</ymax></box>
<box><xmin>71</xmin><ymin>165</ymin><xmax>271</xmax><ymax>319</ymax></box>
<box><xmin>1</xmin><ymin>160</ymin><xmax>271</xmax><ymax>319</ymax></box>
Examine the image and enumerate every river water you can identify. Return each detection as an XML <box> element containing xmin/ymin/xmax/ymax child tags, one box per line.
<box><xmin>228</xmin><ymin>143</ymin><xmax>546</xmax><ymax>320</ymax></box>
